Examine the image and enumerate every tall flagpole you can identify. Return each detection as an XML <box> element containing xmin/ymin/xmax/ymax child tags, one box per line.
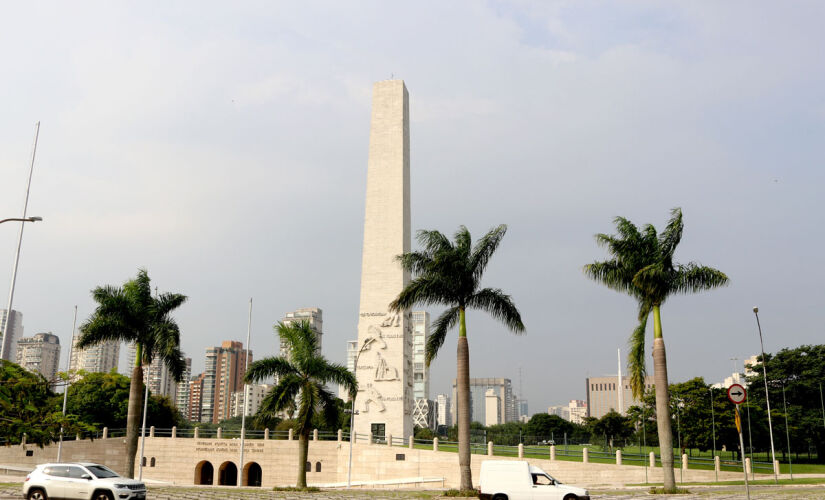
<box><xmin>617</xmin><ymin>348</ymin><xmax>623</xmax><ymax>414</ymax></box>
<box><xmin>1</xmin><ymin>122</ymin><xmax>40</xmax><ymax>360</ymax></box>
<box><xmin>238</xmin><ymin>298</ymin><xmax>252</xmax><ymax>487</ymax></box>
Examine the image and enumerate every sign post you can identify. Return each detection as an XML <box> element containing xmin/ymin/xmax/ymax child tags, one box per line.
<box><xmin>728</xmin><ymin>384</ymin><xmax>750</xmax><ymax>500</ymax></box>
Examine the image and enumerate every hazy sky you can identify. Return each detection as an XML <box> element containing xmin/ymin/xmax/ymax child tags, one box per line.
<box><xmin>1</xmin><ymin>2</ymin><xmax>823</xmax><ymax>414</ymax></box>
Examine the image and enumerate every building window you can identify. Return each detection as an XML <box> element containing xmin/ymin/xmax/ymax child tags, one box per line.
<box><xmin>315</xmin><ymin>462</ymin><xmax>321</xmax><ymax>472</ymax></box>
<box><xmin>305</xmin><ymin>462</ymin><xmax>311</xmax><ymax>472</ymax></box>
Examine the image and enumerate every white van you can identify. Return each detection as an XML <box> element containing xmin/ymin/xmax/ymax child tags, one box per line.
<box><xmin>479</xmin><ymin>460</ymin><xmax>590</xmax><ymax>500</ymax></box>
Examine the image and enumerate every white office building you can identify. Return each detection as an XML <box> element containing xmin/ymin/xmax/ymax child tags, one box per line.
<box><xmin>16</xmin><ymin>332</ymin><xmax>61</xmax><ymax>386</ymax></box>
<box><xmin>0</xmin><ymin>309</ymin><xmax>24</xmax><ymax>362</ymax></box>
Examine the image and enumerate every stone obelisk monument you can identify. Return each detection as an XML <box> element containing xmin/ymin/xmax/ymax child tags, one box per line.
<box><xmin>354</xmin><ymin>80</ymin><xmax>413</xmax><ymax>441</ymax></box>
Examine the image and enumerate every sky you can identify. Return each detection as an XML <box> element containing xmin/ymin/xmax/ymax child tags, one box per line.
<box><xmin>1</xmin><ymin>1</ymin><xmax>823</xmax><ymax>415</ymax></box>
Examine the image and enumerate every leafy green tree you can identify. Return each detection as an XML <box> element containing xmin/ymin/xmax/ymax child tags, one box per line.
<box><xmin>414</xmin><ymin>427</ymin><xmax>435</xmax><ymax>440</ymax></box>
<box><xmin>244</xmin><ymin>320</ymin><xmax>356</xmax><ymax>488</ymax></box>
<box><xmin>76</xmin><ymin>269</ymin><xmax>187</xmax><ymax>477</ymax></box>
<box><xmin>390</xmin><ymin>225</ymin><xmax>525</xmax><ymax>491</ymax></box>
<box><xmin>746</xmin><ymin>345</ymin><xmax>825</xmax><ymax>461</ymax></box>
<box><xmin>487</xmin><ymin>421</ymin><xmax>526</xmax><ymax>445</ymax></box>
<box><xmin>584</xmin><ymin>208</ymin><xmax>728</xmax><ymax>490</ymax></box>
<box><xmin>0</xmin><ymin>361</ymin><xmax>94</xmax><ymax>446</ymax></box>
<box><xmin>590</xmin><ymin>410</ymin><xmax>634</xmax><ymax>450</ymax></box>
<box><xmin>525</xmin><ymin>414</ymin><xmax>573</xmax><ymax>443</ymax></box>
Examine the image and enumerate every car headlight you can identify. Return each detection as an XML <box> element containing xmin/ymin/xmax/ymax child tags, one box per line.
<box><xmin>114</xmin><ymin>484</ymin><xmax>127</xmax><ymax>489</ymax></box>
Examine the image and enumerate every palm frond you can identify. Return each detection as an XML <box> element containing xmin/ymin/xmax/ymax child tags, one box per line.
<box><xmin>302</xmin><ymin>358</ymin><xmax>356</xmax><ymax>395</ymax></box>
<box><xmin>296</xmin><ymin>382</ymin><xmax>318</xmax><ymax>436</ymax></box>
<box><xmin>658</xmin><ymin>208</ymin><xmax>684</xmax><ymax>261</ymax></box>
<box><xmin>395</xmin><ymin>251</ymin><xmax>435</xmax><ymax>275</ymax></box>
<box><xmin>245</xmin><ymin>357</ymin><xmax>297</xmax><ymax>383</ymax></box>
<box><xmin>316</xmin><ymin>386</ymin><xmax>340</xmax><ymax>429</ymax></box>
<box><xmin>389</xmin><ymin>276</ymin><xmax>455</xmax><ymax>312</ymax></box>
<box><xmin>674</xmin><ymin>264</ymin><xmax>729</xmax><ymax>293</ymax></box>
<box><xmin>628</xmin><ymin>304</ymin><xmax>651</xmax><ymax>399</ymax></box>
<box><xmin>583</xmin><ymin>261</ymin><xmax>634</xmax><ymax>293</ymax></box>
<box><xmin>470</xmin><ymin>225</ymin><xmax>507</xmax><ymax>283</ymax></box>
<box><xmin>466</xmin><ymin>288</ymin><xmax>525</xmax><ymax>333</ymax></box>
<box><xmin>425</xmin><ymin>307</ymin><xmax>460</xmax><ymax>366</ymax></box>
<box><xmin>416</xmin><ymin>229</ymin><xmax>453</xmax><ymax>254</ymax></box>
<box><xmin>153</xmin><ymin>293</ymin><xmax>187</xmax><ymax>318</ymax></box>
<box><xmin>255</xmin><ymin>374</ymin><xmax>302</xmax><ymax>421</ymax></box>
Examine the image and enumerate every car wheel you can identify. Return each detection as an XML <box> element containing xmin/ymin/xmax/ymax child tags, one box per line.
<box><xmin>492</xmin><ymin>495</ymin><xmax>508</xmax><ymax>500</ymax></box>
<box><xmin>27</xmin><ymin>489</ymin><xmax>48</xmax><ymax>500</ymax></box>
<box><xmin>563</xmin><ymin>495</ymin><xmax>579</xmax><ymax>500</ymax></box>
<box><xmin>92</xmin><ymin>491</ymin><xmax>114</xmax><ymax>500</ymax></box>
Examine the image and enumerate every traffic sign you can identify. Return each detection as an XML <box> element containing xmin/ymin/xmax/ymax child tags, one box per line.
<box><xmin>727</xmin><ymin>383</ymin><xmax>747</xmax><ymax>405</ymax></box>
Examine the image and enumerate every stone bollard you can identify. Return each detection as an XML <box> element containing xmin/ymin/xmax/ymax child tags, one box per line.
<box><xmin>102</xmin><ymin>427</ymin><xmax>108</xmax><ymax>439</ymax></box>
<box><xmin>433</xmin><ymin>437</ymin><xmax>439</xmax><ymax>452</ymax></box>
<box><xmin>682</xmin><ymin>453</ymin><xmax>688</xmax><ymax>471</ymax></box>
<box><xmin>714</xmin><ymin>456</ymin><xmax>720</xmax><ymax>474</ymax></box>
<box><xmin>171</xmin><ymin>427</ymin><xmax>176</xmax><ymax>439</ymax></box>
<box><xmin>409</xmin><ymin>436</ymin><xmax>414</xmax><ymax>449</ymax></box>
<box><xmin>745</xmin><ymin>457</ymin><xmax>752</xmax><ymax>475</ymax></box>
<box><xmin>488</xmin><ymin>441</ymin><xmax>494</xmax><ymax>456</ymax></box>
<box><xmin>774</xmin><ymin>460</ymin><xmax>780</xmax><ymax>476</ymax></box>
<box><xmin>264</xmin><ymin>428</ymin><xmax>270</xmax><ymax>440</ymax></box>
<box><xmin>313</xmin><ymin>429</ymin><xmax>318</xmax><ymax>441</ymax></box>
<box><xmin>616</xmin><ymin>449</ymin><xmax>622</xmax><ymax>466</ymax></box>
<box><xmin>386</xmin><ymin>434</ymin><xmax>393</xmax><ymax>446</ymax></box>
<box><xmin>368</xmin><ymin>432</ymin><xmax>373</xmax><ymax>445</ymax></box>
<box><xmin>150</xmin><ymin>426</ymin><xmax>155</xmax><ymax>438</ymax></box>
<box><xmin>193</xmin><ymin>427</ymin><xmax>199</xmax><ymax>439</ymax></box>
<box><xmin>582</xmin><ymin>447</ymin><xmax>589</xmax><ymax>464</ymax></box>
<box><xmin>550</xmin><ymin>445</ymin><xmax>556</xmax><ymax>461</ymax></box>
<box><xmin>216</xmin><ymin>427</ymin><xmax>222</xmax><ymax>439</ymax></box>
<box><xmin>649</xmin><ymin>451</ymin><xmax>656</xmax><ymax>468</ymax></box>
<box><xmin>518</xmin><ymin>443</ymin><xmax>524</xmax><ymax>459</ymax></box>
<box><xmin>76</xmin><ymin>433</ymin><xmax>82</xmax><ymax>441</ymax></box>
<box><xmin>337</xmin><ymin>429</ymin><xmax>342</xmax><ymax>442</ymax></box>
<box><xmin>288</xmin><ymin>428</ymin><xmax>293</xmax><ymax>440</ymax></box>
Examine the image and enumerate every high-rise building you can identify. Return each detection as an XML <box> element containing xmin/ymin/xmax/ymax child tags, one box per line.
<box><xmin>354</xmin><ymin>80</ymin><xmax>413</xmax><ymax>440</ymax></box>
<box><xmin>15</xmin><ymin>332</ymin><xmax>61</xmax><ymax>386</ymax></box>
<box><xmin>411</xmin><ymin>311</ymin><xmax>431</xmax><ymax>429</ymax></box>
<box><xmin>485</xmin><ymin>389</ymin><xmax>501</xmax><ymax>426</ymax></box>
<box><xmin>230</xmin><ymin>384</ymin><xmax>273</xmax><ymax>418</ymax></box>
<box><xmin>436</xmin><ymin>394</ymin><xmax>451</xmax><ymax>428</ymax></box>
<box><xmin>518</xmin><ymin>400</ymin><xmax>529</xmax><ymax>420</ymax></box>
<box><xmin>188</xmin><ymin>373</ymin><xmax>205</xmax><ymax>423</ymax></box>
<box><xmin>339</xmin><ymin>340</ymin><xmax>358</xmax><ymax>400</ymax></box>
<box><xmin>568</xmin><ymin>400</ymin><xmax>587</xmax><ymax>425</ymax></box>
<box><xmin>586</xmin><ymin>375</ymin><xmax>653</xmax><ymax>418</ymax></box>
<box><xmin>452</xmin><ymin>378</ymin><xmax>516</xmax><ymax>426</ymax></box>
<box><xmin>0</xmin><ymin>309</ymin><xmax>24</xmax><ymax>361</ymax></box>
<box><xmin>174</xmin><ymin>358</ymin><xmax>193</xmax><ymax>416</ymax></box>
<box><xmin>69</xmin><ymin>334</ymin><xmax>119</xmax><ymax>375</ymax></box>
<box><xmin>125</xmin><ymin>343</ymin><xmax>184</xmax><ymax>399</ymax></box>
<box><xmin>204</xmin><ymin>341</ymin><xmax>251</xmax><ymax>424</ymax></box>
<box><xmin>280</xmin><ymin>308</ymin><xmax>323</xmax><ymax>357</ymax></box>
<box><xmin>547</xmin><ymin>405</ymin><xmax>570</xmax><ymax>421</ymax></box>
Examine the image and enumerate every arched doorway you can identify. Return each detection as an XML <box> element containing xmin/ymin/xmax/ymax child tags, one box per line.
<box><xmin>243</xmin><ymin>462</ymin><xmax>262</xmax><ymax>487</ymax></box>
<box><xmin>194</xmin><ymin>461</ymin><xmax>213</xmax><ymax>485</ymax></box>
<box><xmin>218</xmin><ymin>461</ymin><xmax>237</xmax><ymax>486</ymax></box>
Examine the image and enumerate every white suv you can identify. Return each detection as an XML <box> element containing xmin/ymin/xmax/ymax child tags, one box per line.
<box><xmin>23</xmin><ymin>463</ymin><xmax>146</xmax><ymax>500</ymax></box>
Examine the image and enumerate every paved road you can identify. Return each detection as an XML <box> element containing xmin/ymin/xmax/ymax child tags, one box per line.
<box><xmin>4</xmin><ymin>484</ymin><xmax>825</xmax><ymax>499</ymax></box>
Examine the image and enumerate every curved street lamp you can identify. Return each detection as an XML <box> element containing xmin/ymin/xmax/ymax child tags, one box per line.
<box><xmin>1</xmin><ymin>216</ymin><xmax>43</xmax><ymax>360</ymax></box>
<box><xmin>346</xmin><ymin>340</ymin><xmax>372</xmax><ymax>489</ymax></box>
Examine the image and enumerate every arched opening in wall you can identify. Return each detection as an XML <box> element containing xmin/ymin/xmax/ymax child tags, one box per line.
<box><xmin>194</xmin><ymin>461</ymin><xmax>213</xmax><ymax>485</ymax></box>
<box><xmin>315</xmin><ymin>462</ymin><xmax>321</xmax><ymax>472</ymax></box>
<box><xmin>243</xmin><ymin>462</ymin><xmax>262</xmax><ymax>487</ymax></box>
<box><xmin>305</xmin><ymin>461</ymin><xmax>311</xmax><ymax>472</ymax></box>
<box><xmin>141</xmin><ymin>457</ymin><xmax>146</xmax><ymax>467</ymax></box>
<box><xmin>218</xmin><ymin>461</ymin><xmax>237</xmax><ymax>486</ymax></box>
<box><xmin>150</xmin><ymin>458</ymin><xmax>155</xmax><ymax>467</ymax></box>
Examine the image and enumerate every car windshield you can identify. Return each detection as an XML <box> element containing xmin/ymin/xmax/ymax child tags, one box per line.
<box><xmin>85</xmin><ymin>465</ymin><xmax>119</xmax><ymax>478</ymax></box>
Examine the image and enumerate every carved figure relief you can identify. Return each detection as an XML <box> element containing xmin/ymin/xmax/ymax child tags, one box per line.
<box><xmin>374</xmin><ymin>351</ymin><xmax>399</xmax><ymax>381</ymax></box>
<box><xmin>362</xmin><ymin>325</ymin><xmax>387</xmax><ymax>351</ymax></box>
<box><xmin>380</xmin><ymin>312</ymin><xmax>401</xmax><ymax>327</ymax></box>
<box><xmin>362</xmin><ymin>387</ymin><xmax>386</xmax><ymax>413</ymax></box>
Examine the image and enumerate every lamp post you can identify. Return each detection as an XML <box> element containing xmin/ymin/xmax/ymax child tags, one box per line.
<box><xmin>57</xmin><ymin>306</ymin><xmax>78</xmax><ymax>463</ymax></box>
<box><xmin>238</xmin><ymin>298</ymin><xmax>252</xmax><ymax>487</ymax></box>
<box><xmin>781</xmin><ymin>383</ymin><xmax>792</xmax><ymax>480</ymax></box>
<box><xmin>346</xmin><ymin>340</ymin><xmax>371</xmax><ymax>489</ymax></box>
<box><xmin>0</xmin><ymin>216</ymin><xmax>42</xmax><ymax>361</ymax></box>
<box><xmin>753</xmin><ymin>307</ymin><xmax>778</xmax><ymax>483</ymax></box>
<box><xmin>710</xmin><ymin>387</ymin><xmax>717</xmax><ymax>482</ymax></box>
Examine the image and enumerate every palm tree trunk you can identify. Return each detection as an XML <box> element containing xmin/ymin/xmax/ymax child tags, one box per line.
<box><xmin>652</xmin><ymin>306</ymin><xmax>676</xmax><ymax>490</ymax></box>
<box><xmin>297</xmin><ymin>432</ymin><xmax>308</xmax><ymax>488</ymax></box>
<box><xmin>126</xmin><ymin>344</ymin><xmax>144</xmax><ymax>478</ymax></box>
<box><xmin>456</xmin><ymin>308</ymin><xmax>473</xmax><ymax>491</ymax></box>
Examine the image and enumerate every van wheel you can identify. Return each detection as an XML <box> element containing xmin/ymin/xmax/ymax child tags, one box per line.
<box><xmin>492</xmin><ymin>495</ymin><xmax>508</xmax><ymax>500</ymax></box>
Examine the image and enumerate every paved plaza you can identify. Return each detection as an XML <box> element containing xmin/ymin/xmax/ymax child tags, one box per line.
<box><xmin>3</xmin><ymin>482</ymin><xmax>825</xmax><ymax>500</ymax></box>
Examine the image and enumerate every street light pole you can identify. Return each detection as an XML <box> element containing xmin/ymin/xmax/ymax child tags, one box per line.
<box><xmin>710</xmin><ymin>387</ymin><xmax>717</xmax><ymax>482</ymax></box>
<box><xmin>347</xmin><ymin>340</ymin><xmax>370</xmax><ymax>489</ymax></box>
<box><xmin>57</xmin><ymin>306</ymin><xmax>78</xmax><ymax>463</ymax></box>
<box><xmin>782</xmin><ymin>384</ymin><xmax>792</xmax><ymax>480</ymax></box>
<box><xmin>238</xmin><ymin>298</ymin><xmax>252</xmax><ymax>487</ymax></box>
<box><xmin>753</xmin><ymin>307</ymin><xmax>778</xmax><ymax>483</ymax></box>
<box><xmin>1</xmin><ymin>122</ymin><xmax>42</xmax><ymax>361</ymax></box>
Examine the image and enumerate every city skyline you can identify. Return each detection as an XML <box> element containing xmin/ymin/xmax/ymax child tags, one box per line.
<box><xmin>2</xmin><ymin>3</ymin><xmax>823</xmax><ymax>414</ymax></box>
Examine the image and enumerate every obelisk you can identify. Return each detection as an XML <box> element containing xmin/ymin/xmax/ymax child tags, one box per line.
<box><xmin>354</xmin><ymin>80</ymin><xmax>412</xmax><ymax>441</ymax></box>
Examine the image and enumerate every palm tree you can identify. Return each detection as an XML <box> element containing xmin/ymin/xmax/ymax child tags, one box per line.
<box><xmin>245</xmin><ymin>320</ymin><xmax>355</xmax><ymax>489</ymax></box>
<box><xmin>584</xmin><ymin>208</ymin><xmax>728</xmax><ymax>491</ymax></box>
<box><xmin>390</xmin><ymin>225</ymin><xmax>524</xmax><ymax>491</ymax></box>
<box><xmin>76</xmin><ymin>269</ymin><xmax>186</xmax><ymax>478</ymax></box>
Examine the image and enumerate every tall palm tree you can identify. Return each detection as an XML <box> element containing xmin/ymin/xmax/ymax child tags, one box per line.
<box><xmin>76</xmin><ymin>269</ymin><xmax>186</xmax><ymax>478</ymax></box>
<box><xmin>390</xmin><ymin>225</ymin><xmax>524</xmax><ymax>491</ymax></box>
<box><xmin>245</xmin><ymin>320</ymin><xmax>355</xmax><ymax>489</ymax></box>
<box><xmin>584</xmin><ymin>208</ymin><xmax>728</xmax><ymax>491</ymax></box>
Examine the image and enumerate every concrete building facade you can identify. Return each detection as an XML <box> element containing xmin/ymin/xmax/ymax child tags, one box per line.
<box><xmin>211</xmin><ymin>341</ymin><xmax>251</xmax><ymax>423</ymax></box>
<box><xmin>453</xmin><ymin>378</ymin><xmax>516</xmax><ymax>426</ymax></box>
<box><xmin>280</xmin><ymin>307</ymin><xmax>323</xmax><ymax>357</ymax></box>
<box><xmin>230</xmin><ymin>384</ymin><xmax>273</xmax><ymax>418</ymax></box>
<box><xmin>0</xmin><ymin>309</ymin><xmax>24</xmax><ymax>361</ymax></box>
<box><xmin>485</xmin><ymin>389</ymin><xmax>501</xmax><ymax>426</ymax></box>
<box><xmin>436</xmin><ymin>394</ymin><xmax>451</xmax><ymax>428</ymax></box>
<box><xmin>354</xmin><ymin>80</ymin><xmax>413</xmax><ymax>440</ymax></box>
<box><xmin>586</xmin><ymin>376</ymin><xmax>653</xmax><ymax>419</ymax></box>
<box><xmin>175</xmin><ymin>358</ymin><xmax>193</xmax><ymax>417</ymax></box>
<box><xmin>69</xmin><ymin>335</ymin><xmax>119</xmax><ymax>375</ymax></box>
<box><xmin>126</xmin><ymin>343</ymin><xmax>185</xmax><ymax>400</ymax></box>
<box><xmin>15</xmin><ymin>332</ymin><xmax>61</xmax><ymax>386</ymax></box>
<box><xmin>188</xmin><ymin>373</ymin><xmax>205</xmax><ymax>423</ymax></box>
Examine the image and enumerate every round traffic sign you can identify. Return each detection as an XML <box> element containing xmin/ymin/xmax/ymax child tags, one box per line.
<box><xmin>727</xmin><ymin>383</ymin><xmax>747</xmax><ymax>404</ymax></box>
